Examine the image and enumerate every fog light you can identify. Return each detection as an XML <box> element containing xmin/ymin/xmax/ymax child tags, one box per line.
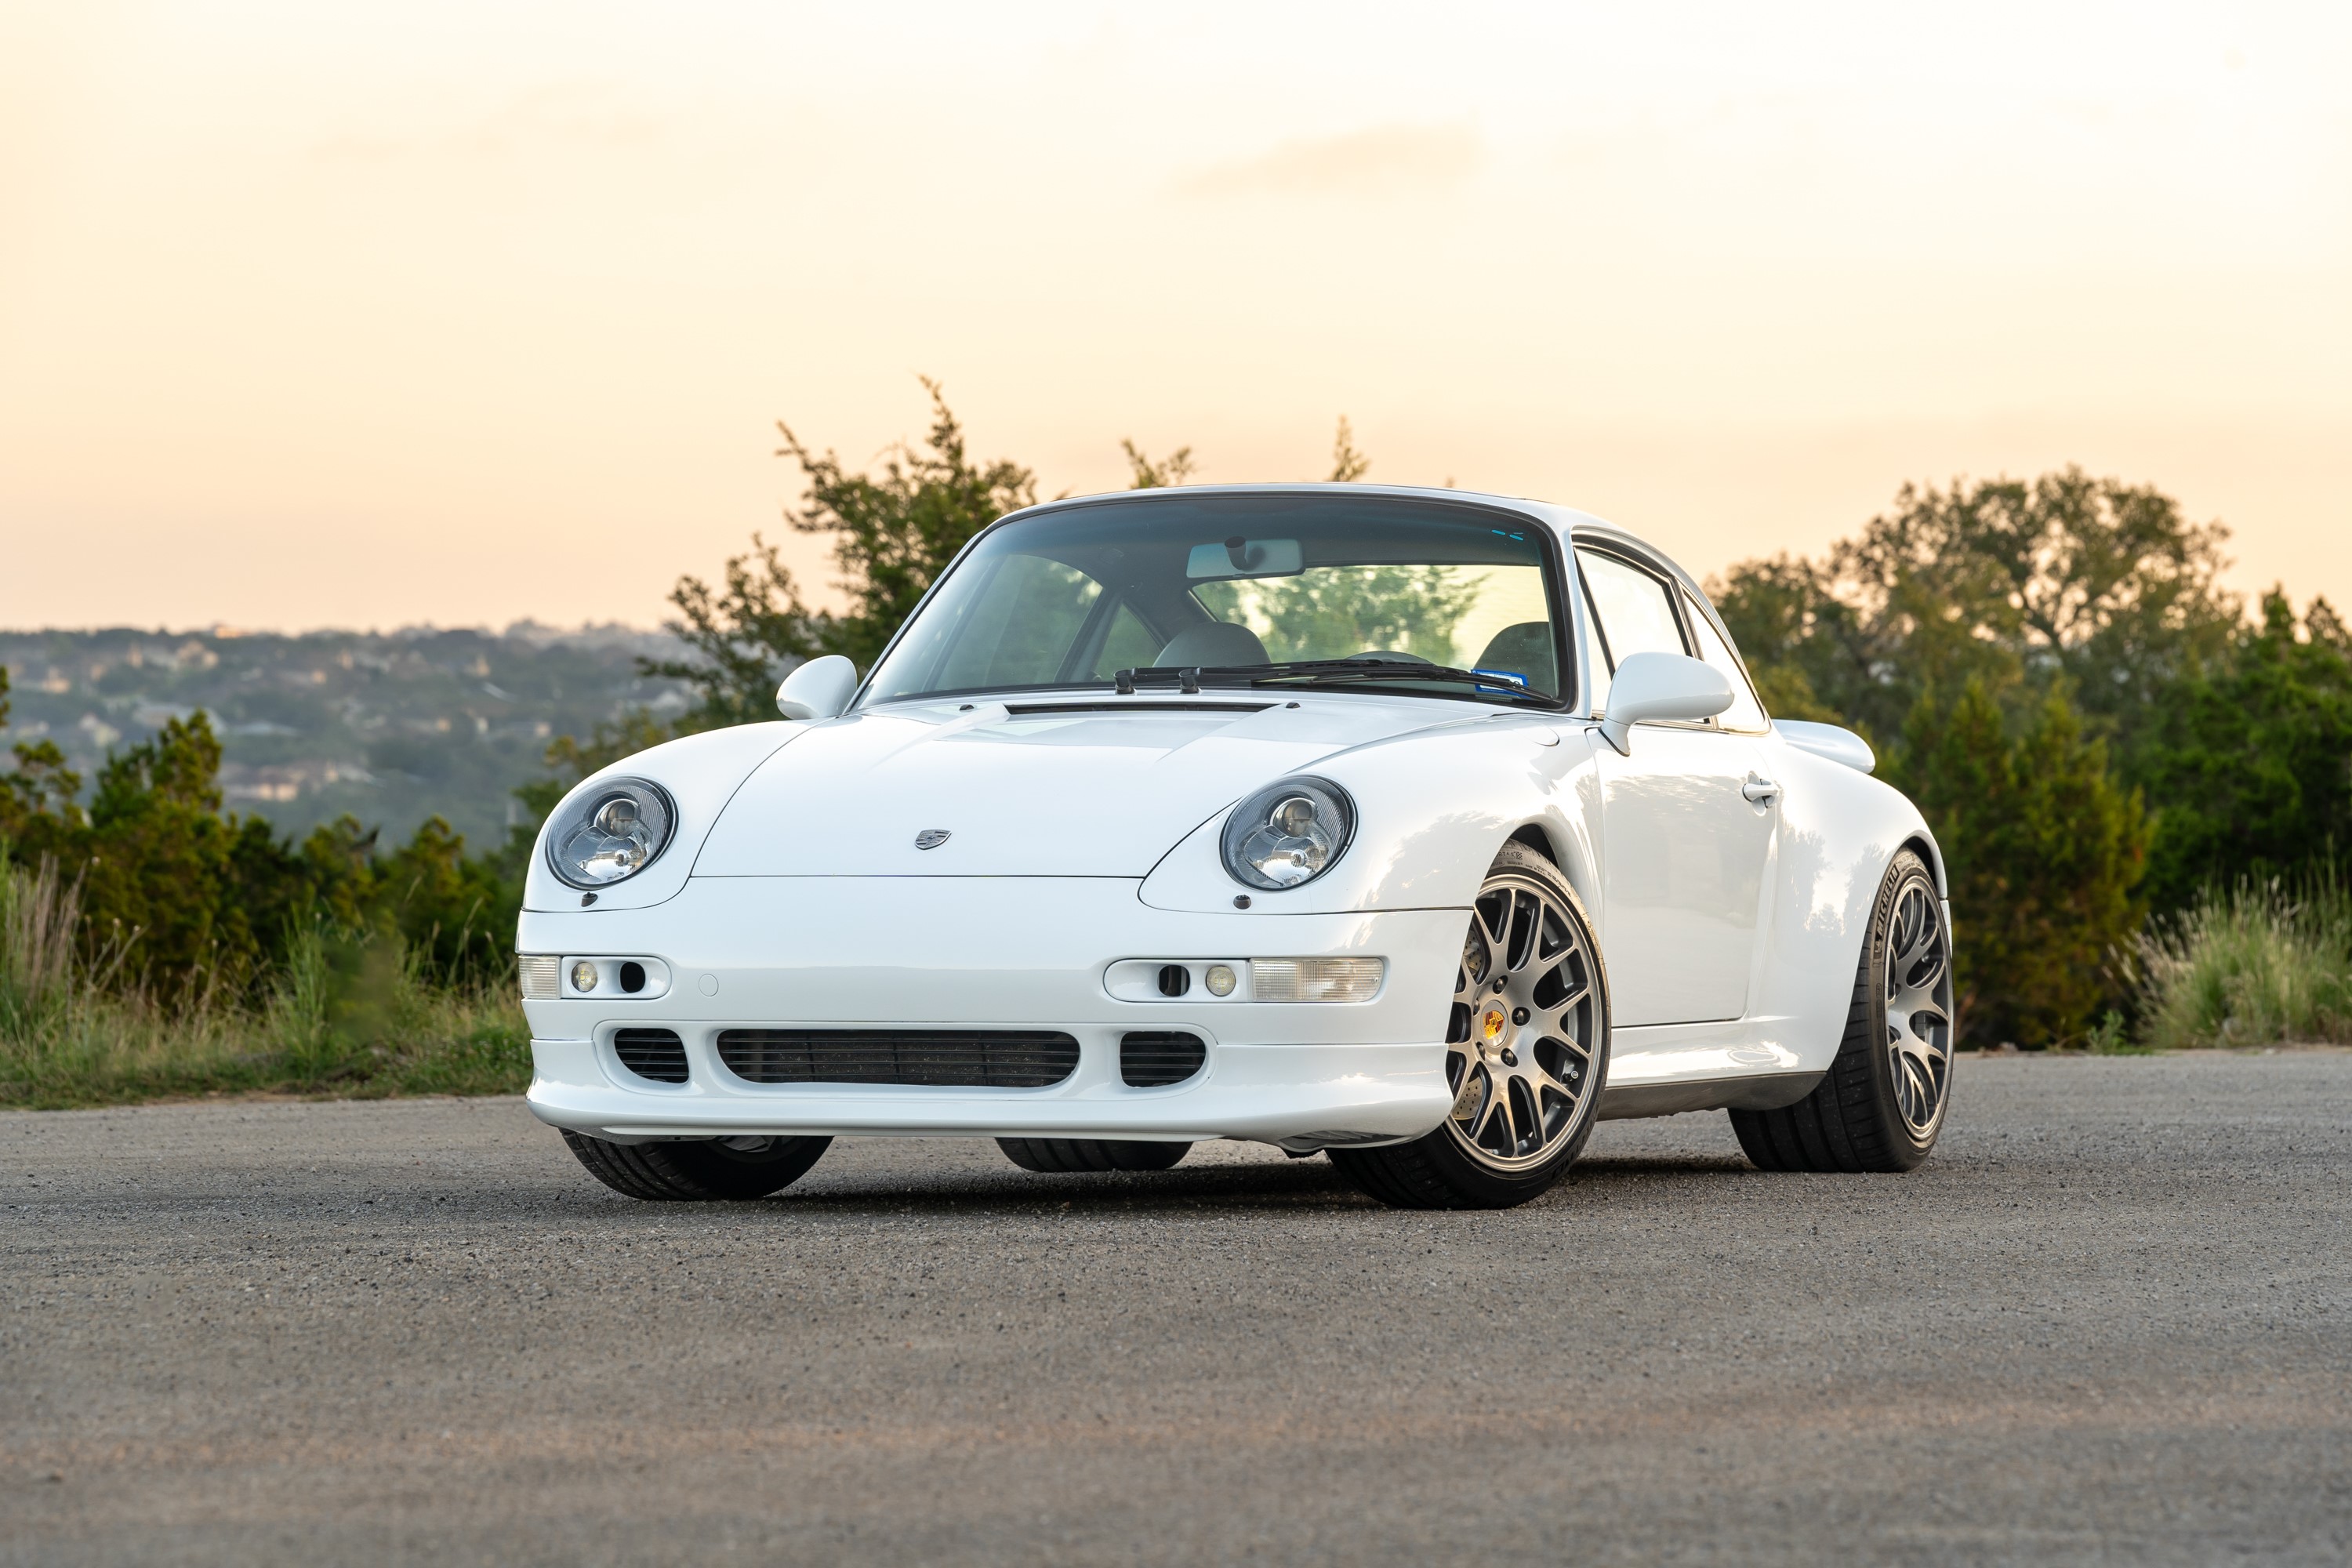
<box><xmin>570</xmin><ymin>960</ymin><xmax>599</xmax><ymax>993</ymax></box>
<box><xmin>1250</xmin><ymin>957</ymin><xmax>1384</xmax><ymax>1003</ymax></box>
<box><xmin>1204</xmin><ymin>964</ymin><xmax>1237</xmax><ymax>997</ymax></box>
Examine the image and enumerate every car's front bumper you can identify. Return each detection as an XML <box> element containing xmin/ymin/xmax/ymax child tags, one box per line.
<box><xmin>518</xmin><ymin>877</ymin><xmax>1463</xmax><ymax>1146</ymax></box>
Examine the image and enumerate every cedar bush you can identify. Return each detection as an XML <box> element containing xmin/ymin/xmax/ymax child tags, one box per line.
<box><xmin>1886</xmin><ymin>681</ymin><xmax>2147</xmax><ymax>1046</ymax></box>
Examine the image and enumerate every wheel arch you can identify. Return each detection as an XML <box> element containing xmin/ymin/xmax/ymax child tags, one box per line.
<box><xmin>1896</xmin><ymin>828</ymin><xmax>1950</xmax><ymax>900</ymax></box>
<box><xmin>1502</xmin><ymin>816</ymin><xmax>1602</xmax><ymax>924</ymax></box>
<box><xmin>1506</xmin><ymin>819</ymin><xmax>1561</xmax><ymax>868</ymax></box>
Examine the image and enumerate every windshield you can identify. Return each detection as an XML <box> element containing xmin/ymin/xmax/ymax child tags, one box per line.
<box><xmin>862</xmin><ymin>493</ymin><xmax>1567</xmax><ymax>707</ymax></box>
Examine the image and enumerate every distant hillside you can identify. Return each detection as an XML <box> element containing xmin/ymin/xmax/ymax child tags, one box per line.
<box><xmin>0</xmin><ymin>624</ymin><xmax>691</xmax><ymax>851</ymax></box>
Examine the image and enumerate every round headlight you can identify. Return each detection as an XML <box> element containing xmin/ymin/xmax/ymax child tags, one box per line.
<box><xmin>1221</xmin><ymin>776</ymin><xmax>1355</xmax><ymax>891</ymax></box>
<box><xmin>546</xmin><ymin>777</ymin><xmax>677</xmax><ymax>889</ymax></box>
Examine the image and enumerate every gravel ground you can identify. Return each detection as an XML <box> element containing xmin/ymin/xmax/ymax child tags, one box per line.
<box><xmin>2</xmin><ymin>1053</ymin><xmax>2347</xmax><ymax>1566</ymax></box>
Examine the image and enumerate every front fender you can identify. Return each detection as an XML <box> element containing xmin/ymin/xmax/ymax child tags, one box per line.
<box><xmin>521</xmin><ymin>722</ymin><xmax>811</xmax><ymax>913</ymax></box>
<box><xmin>1138</xmin><ymin>715</ymin><xmax>1602</xmax><ymax>917</ymax></box>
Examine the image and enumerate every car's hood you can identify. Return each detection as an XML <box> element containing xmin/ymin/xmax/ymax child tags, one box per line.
<box><xmin>693</xmin><ymin>695</ymin><xmax>1462</xmax><ymax>877</ymax></box>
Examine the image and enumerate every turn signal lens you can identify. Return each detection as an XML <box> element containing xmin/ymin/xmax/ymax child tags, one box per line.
<box><xmin>519</xmin><ymin>954</ymin><xmax>560</xmax><ymax>1000</ymax></box>
<box><xmin>1250</xmin><ymin>957</ymin><xmax>1385</xmax><ymax>1003</ymax></box>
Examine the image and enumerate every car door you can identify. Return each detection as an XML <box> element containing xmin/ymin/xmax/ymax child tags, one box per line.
<box><xmin>1578</xmin><ymin>546</ymin><xmax>1779</xmax><ymax>1026</ymax></box>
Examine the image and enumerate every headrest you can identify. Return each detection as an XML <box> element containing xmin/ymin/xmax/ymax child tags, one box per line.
<box><xmin>1472</xmin><ymin>622</ymin><xmax>1559</xmax><ymax>695</ymax></box>
<box><xmin>1153</xmin><ymin>621</ymin><xmax>1272</xmax><ymax>668</ymax></box>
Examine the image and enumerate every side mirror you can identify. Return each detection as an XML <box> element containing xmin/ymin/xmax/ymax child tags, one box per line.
<box><xmin>1599</xmin><ymin>652</ymin><xmax>1732</xmax><ymax>754</ymax></box>
<box><xmin>775</xmin><ymin>655</ymin><xmax>858</xmax><ymax>721</ymax></box>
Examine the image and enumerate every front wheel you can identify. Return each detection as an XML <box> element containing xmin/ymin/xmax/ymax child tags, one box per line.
<box><xmin>1729</xmin><ymin>847</ymin><xmax>1954</xmax><ymax>1172</ymax></box>
<box><xmin>1330</xmin><ymin>840</ymin><xmax>1610</xmax><ymax>1209</ymax></box>
<box><xmin>561</xmin><ymin>1130</ymin><xmax>832</xmax><ymax>1200</ymax></box>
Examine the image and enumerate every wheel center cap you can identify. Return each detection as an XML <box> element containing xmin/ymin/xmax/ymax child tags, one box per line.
<box><xmin>1479</xmin><ymin>1005</ymin><xmax>1509</xmax><ymax>1060</ymax></box>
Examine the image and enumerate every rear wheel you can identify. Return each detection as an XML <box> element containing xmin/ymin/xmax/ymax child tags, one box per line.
<box><xmin>996</xmin><ymin>1138</ymin><xmax>1192</xmax><ymax>1173</ymax></box>
<box><xmin>1729</xmin><ymin>848</ymin><xmax>1953</xmax><ymax>1172</ymax></box>
<box><xmin>561</xmin><ymin>1130</ymin><xmax>832</xmax><ymax>1200</ymax></box>
<box><xmin>1330</xmin><ymin>840</ymin><xmax>1610</xmax><ymax>1209</ymax></box>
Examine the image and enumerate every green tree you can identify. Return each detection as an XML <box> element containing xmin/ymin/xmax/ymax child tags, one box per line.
<box><xmin>644</xmin><ymin>378</ymin><xmax>1039</xmax><ymax>728</ymax></box>
<box><xmin>0</xmin><ymin>664</ymin><xmax>84</xmax><ymax>843</ymax></box>
<box><xmin>779</xmin><ymin>376</ymin><xmax>1038</xmax><ymax>670</ymax></box>
<box><xmin>1123</xmin><ymin>440</ymin><xmax>1196</xmax><ymax>488</ymax></box>
<box><xmin>376</xmin><ymin>815</ymin><xmax>517</xmax><ymax>984</ymax></box>
<box><xmin>1888</xmin><ymin>681</ymin><xmax>2148</xmax><ymax>1046</ymax></box>
<box><xmin>71</xmin><ymin>714</ymin><xmax>258</xmax><ymax>993</ymax></box>
<box><xmin>1328</xmin><ymin>416</ymin><xmax>1370</xmax><ymax>482</ymax></box>
<box><xmin>641</xmin><ymin>534</ymin><xmax>829</xmax><ymax>731</ymax></box>
<box><xmin>2132</xmin><ymin>591</ymin><xmax>2352</xmax><ymax>910</ymax></box>
<box><xmin>1715</xmin><ymin>468</ymin><xmax>2239</xmax><ymax>750</ymax></box>
<box><xmin>0</xmin><ymin>698</ymin><xmax>523</xmax><ymax>1001</ymax></box>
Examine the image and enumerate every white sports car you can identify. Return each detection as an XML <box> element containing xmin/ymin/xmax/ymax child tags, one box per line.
<box><xmin>518</xmin><ymin>485</ymin><xmax>1955</xmax><ymax>1208</ymax></box>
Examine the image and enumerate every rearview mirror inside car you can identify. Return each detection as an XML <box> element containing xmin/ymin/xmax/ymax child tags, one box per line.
<box><xmin>1186</xmin><ymin>537</ymin><xmax>1304</xmax><ymax>579</ymax></box>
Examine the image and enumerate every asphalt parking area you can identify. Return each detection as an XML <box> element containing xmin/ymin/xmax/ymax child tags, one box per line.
<box><xmin>3</xmin><ymin>1053</ymin><xmax>2347</xmax><ymax>1566</ymax></box>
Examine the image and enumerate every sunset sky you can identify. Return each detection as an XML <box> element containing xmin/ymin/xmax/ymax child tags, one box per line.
<box><xmin>2</xmin><ymin>2</ymin><xmax>2347</xmax><ymax>633</ymax></box>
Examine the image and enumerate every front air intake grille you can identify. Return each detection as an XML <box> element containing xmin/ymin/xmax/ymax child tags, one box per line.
<box><xmin>717</xmin><ymin>1030</ymin><xmax>1080</xmax><ymax>1088</ymax></box>
<box><xmin>1120</xmin><ymin>1031</ymin><xmax>1207</xmax><ymax>1087</ymax></box>
<box><xmin>613</xmin><ymin>1028</ymin><xmax>688</xmax><ymax>1084</ymax></box>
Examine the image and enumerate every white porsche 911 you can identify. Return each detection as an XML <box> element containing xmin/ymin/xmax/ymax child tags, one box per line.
<box><xmin>517</xmin><ymin>485</ymin><xmax>1955</xmax><ymax>1209</ymax></box>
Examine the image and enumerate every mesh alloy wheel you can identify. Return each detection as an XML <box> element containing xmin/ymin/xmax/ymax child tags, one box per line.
<box><xmin>1330</xmin><ymin>841</ymin><xmax>1610</xmax><ymax>1209</ymax></box>
<box><xmin>1884</xmin><ymin>875</ymin><xmax>1955</xmax><ymax>1138</ymax></box>
<box><xmin>1442</xmin><ymin>863</ymin><xmax>1604</xmax><ymax>1171</ymax></box>
<box><xmin>1729</xmin><ymin>848</ymin><xmax>1953</xmax><ymax>1174</ymax></box>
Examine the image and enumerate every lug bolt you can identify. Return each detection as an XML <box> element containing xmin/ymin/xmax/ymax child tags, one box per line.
<box><xmin>1501</xmin><ymin>1048</ymin><xmax>1519</xmax><ymax>1067</ymax></box>
<box><xmin>1512</xmin><ymin>1007</ymin><xmax>1530</xmax><ymax>1025</ymax></box>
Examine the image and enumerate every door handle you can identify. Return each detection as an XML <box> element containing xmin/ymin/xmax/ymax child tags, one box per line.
<box><xmin>1741</xmin><ymin>777</ymin><xmax>1781</xmax><ymax>805</ymax></box>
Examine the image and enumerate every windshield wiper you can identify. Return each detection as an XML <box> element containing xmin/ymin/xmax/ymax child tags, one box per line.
<box><xmin>1112</xmin><ymin>659</ymin><xmax>1563</xmax><ymax>707</ymax></box>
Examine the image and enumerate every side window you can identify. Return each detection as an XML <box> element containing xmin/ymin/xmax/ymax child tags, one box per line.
<box><xmin>930</xmin><ymin>554</ymin><xmax>1103</xmax><ymax>692</ymax></box>
<box><xmin>1577</xmin><ymin>550</ymin><xmax>1687</xmax><ymax>660</ymax></box>
<box><xmin>1577</xmin><ymin>548</ymin><xmax>1688</xmax><ymax>716</ymax></box>
<box><xmin>1579</xmin><ymin>575</ymin><xmax>1615</xmax><ymax>714</ymax></box>
<box><xmin>1682</xmin><ymin>590</ymin><xmax>1770</xmax><ymax>732</ymax></box>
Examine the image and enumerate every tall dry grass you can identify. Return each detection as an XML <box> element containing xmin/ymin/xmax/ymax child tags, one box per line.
<box><xmin>0</xmin><ymin>858</ymin><xmax>529</xmax><ymax>1109</ymax></box>
<box><xmin>2132</xmin><ymin>871</ymin><xmax>2352</xmax><ymax>1051</ymax></box>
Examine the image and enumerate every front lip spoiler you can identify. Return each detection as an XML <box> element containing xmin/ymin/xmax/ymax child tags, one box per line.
<box><xmin>524</xmin><ymin>1037</ymin><xmax>1455</xmax><ymax>1145</ymax></box>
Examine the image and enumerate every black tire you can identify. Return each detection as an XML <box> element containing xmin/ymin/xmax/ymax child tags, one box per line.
<box><xmin>996</xmin><ymin>1138</ymin><xmax>1192</xmax><ymax>1173</ymax></box>
<box><xmin>1730</xmin><ymin>848</ymin><xmax>1955</xmax><ymax>1173</ymax></box>
<box><xmin>1329</xmin><ymin>840</ymin><xmax>1610</xmax><ymax>1210</ymax></box>
<box><xmin>560</xmin><ymin>1129</ymin><xmax>832</xmax><ymax>1200</ymax></box>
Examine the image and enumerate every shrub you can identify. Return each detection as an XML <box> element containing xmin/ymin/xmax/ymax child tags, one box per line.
<box><xmin>1888</xmin><ymin>680</ymin><xmax>2148</xmax><ymax>1047</ymax></box>
<box><xmin>0</xmin><ymin>857</ymin><xmax>528</xmax><ymax>1109</ymax></box>
<box><xmin>2133</xmin><ymin>872</ymin><xmax>2352</xmax><ymax>1050</ymax></box>
<box><xmin>2131</xmin><ymin>593</ymin><xmax>2352</xmax><ymax>912</ymax></box>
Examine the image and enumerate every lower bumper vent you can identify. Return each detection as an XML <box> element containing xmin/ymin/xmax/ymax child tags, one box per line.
<box><xmin>1120</xmin><ymin>1031</ymin><xmax>1207</xmax><ymax>1087</ymax></box>
<box><xmin>613</xmin><ymin>1028</ymin><xmax>688</xmax><ymax>1084</ymax></box>
<box><xmin>717</xmin><ymin>1029</ymin><xmax>1080</xmax><ymax>1088</ymax></box>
